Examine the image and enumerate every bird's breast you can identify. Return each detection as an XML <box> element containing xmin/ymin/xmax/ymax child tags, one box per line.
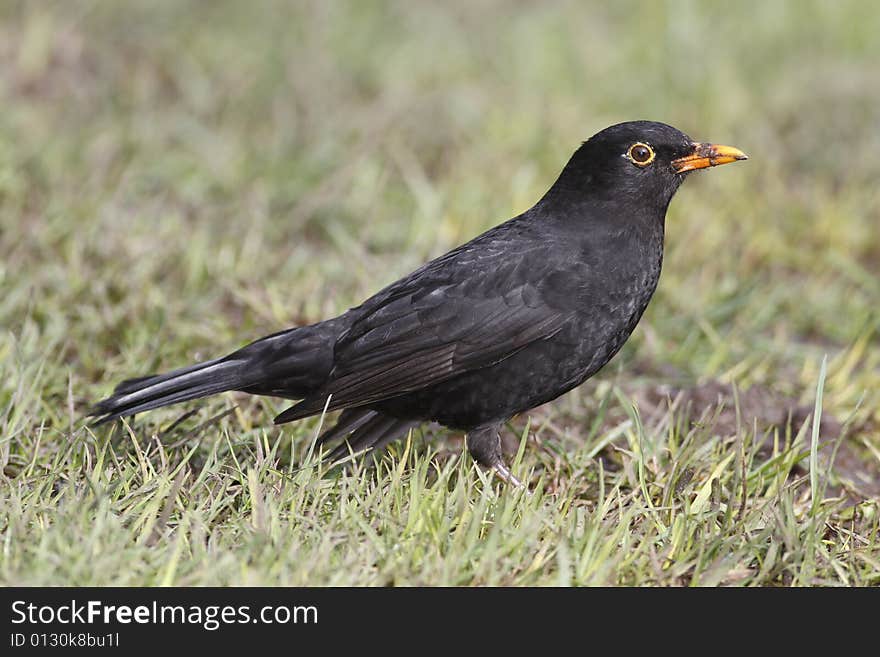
<box><xmin>561</xmin><ymin>228</ymin><xmax>664</xmax><ymax>373</ymax></box>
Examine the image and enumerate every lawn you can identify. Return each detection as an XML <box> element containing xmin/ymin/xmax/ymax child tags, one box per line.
<box><xmin>1</xmin><ymin>0</ymin><xmax>878</xmax><ymax>586</ymax></box>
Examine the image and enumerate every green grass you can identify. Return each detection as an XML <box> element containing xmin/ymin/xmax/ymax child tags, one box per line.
<box><xmin>1</xmin><ymin>0</ymin><xmax>878</xmax><ymax>586</ymax></box>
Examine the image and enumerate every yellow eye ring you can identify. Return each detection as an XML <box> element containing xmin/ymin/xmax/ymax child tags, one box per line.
<box><xmin>627</xmin><ymin>142</ymin><xmax>655</xmax><ymax>166</ymax></box>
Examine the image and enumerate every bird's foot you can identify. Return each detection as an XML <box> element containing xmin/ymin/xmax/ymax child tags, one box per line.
<box><xmin>466</xmin><ymin>424</ymin><xmax>529</xmax><ymax>491</ymax></box>
<box><xmin>492</xmin><ymin>461</ymin><xmax>529</xmax><ymax>492</ymax></box>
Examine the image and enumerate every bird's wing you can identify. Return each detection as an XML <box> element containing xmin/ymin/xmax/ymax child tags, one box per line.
<box><xmin>275</xmin><ymin>233</ymin><xmax>579</xmax><ymax>422</ymax></box>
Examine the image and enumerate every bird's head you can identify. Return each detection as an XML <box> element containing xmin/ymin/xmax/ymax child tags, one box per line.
<box><xmin>546</xmin><ymin>120</ymin><xmax>747</xmax><ymax>216</ymax></box>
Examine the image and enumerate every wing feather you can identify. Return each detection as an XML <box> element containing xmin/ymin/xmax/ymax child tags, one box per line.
<box><xmin>274</xmin><ymin>223</ymin><xmax>583</xmax><ymax>424</ymax></box>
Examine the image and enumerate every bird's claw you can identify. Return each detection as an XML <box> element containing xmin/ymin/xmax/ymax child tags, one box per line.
<box><xmin>492</xmin><ymin>462</ymin><xmax>530</xmax><ymax>493</ymax></box>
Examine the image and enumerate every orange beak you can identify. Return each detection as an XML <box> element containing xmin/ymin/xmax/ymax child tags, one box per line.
<box><xmin>671</xmin><ymin>143</ymin><xmax>748</xmax><ymax>173</ymax></box>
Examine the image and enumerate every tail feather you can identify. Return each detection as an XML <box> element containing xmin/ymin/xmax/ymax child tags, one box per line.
<box><xmin>89</xmin><ymin>320</ymin><xmax>342</xmax><ymax>426</ymax></box>
<box><xmin>89</xmin><ymin>359</ymin><xmax>248</xmax><ymax>425</ymax></box>
<box><xmin>110</xmin><ymin>358</ymin><xmax>225</xmax><ymax>396</ymax></box>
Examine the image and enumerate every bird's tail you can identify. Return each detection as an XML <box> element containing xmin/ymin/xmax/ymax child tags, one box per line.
<box><xmin>89</xmin><ymin>321</ymin><xmax>340</xmax><ymax>425</ymax></box>
<box><xmin>89</xmin><ymin>357</ymin><xmax>254</xmax><ymax>425</ymax></box>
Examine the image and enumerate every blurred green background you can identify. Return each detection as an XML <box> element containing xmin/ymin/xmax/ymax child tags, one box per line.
<box><xmin>1</xmin><ymin>1</ymin><xmax>878</xmax><ymax>585</ymax></box>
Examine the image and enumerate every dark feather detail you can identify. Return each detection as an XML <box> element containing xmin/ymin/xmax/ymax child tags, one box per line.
<box><xmin>322</xmin><ymin>413</ymin><xmax>419</xmax><ymax>464</ymax></box>
<box><xmin>89</xmin><ymin>359</ymin><xmax>245</xmax><ymax>425</ymax></box>
<box><xmin>275</xmin><ymin>279</ymin><xmax>572</xmax><ymax>423</ymax></box>
<box><xmin>313</xmin><ymin>408</ymin><xmax>378</xmax><ymax>447</ymax></box>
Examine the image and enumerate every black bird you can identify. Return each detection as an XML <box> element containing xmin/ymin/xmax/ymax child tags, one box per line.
<box><xmin>91</xmin><ymin>121</ymin><xmax>746</xmax><ymax>484</ymax></box>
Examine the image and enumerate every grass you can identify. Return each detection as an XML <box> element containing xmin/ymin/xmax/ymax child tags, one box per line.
<box><xmin>1</xmin><ymin>0</ymin><xmax>878</xmax><ymax>586</ymax></box>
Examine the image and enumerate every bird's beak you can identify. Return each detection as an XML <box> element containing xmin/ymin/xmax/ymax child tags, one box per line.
<box><xmin>671</xmin><ymin>143</ymin><xmax>748</xmax><ymax>173</ymax></box>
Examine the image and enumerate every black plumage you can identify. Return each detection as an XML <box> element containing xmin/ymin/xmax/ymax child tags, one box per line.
<box><xmin>90</xmin><ymin>121</ymin><xmax>746</xmax><ymax>484</ymax></box>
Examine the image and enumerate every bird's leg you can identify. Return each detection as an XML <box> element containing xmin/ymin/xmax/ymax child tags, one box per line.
<box><xmin>492</xmin><ymin>461</ymin><xmax>526</xmax><ymax>489</ymax></box>
<box><xmin>466</xmin><ymin>425</ymin><xmax>526</xmax><ymax>489</ymax></box>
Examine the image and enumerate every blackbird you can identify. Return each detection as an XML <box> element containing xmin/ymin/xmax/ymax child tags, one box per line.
<box><xmin>91</xmin><ymin>121</ymin><xmax>746</xmax><ymax>484</ymax></box>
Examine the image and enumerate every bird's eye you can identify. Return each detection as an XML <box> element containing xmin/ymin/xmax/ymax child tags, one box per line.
<box><xmin>627</xmin><ymin>143</ymin><xmax>655</xmax><ymax>166</ymax></box>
